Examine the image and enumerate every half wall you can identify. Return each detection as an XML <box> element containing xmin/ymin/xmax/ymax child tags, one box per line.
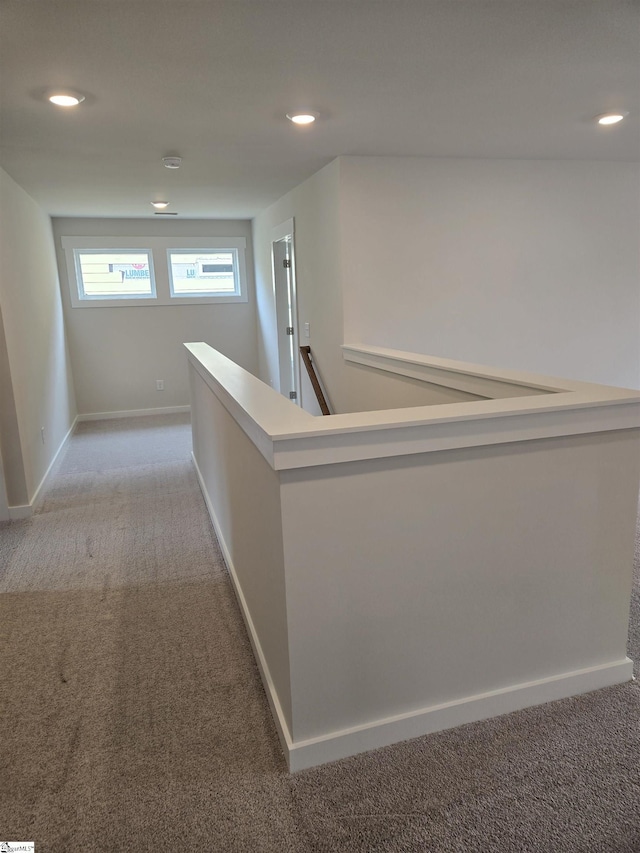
<box><xmin>187</xmin><ymin>342</ymin><xmax>640</xmax><ymax>770</ymax></box>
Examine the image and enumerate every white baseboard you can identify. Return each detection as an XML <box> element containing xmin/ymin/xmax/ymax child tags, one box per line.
<box><xmin>8</xmin><ymin>409</ymin><xmax>191</xmax><ymax>520</ymax></box>
<box><xmin>77</xmin><ymin>405</ymin><xmax>190</xmax><ymax>422</ymax></box>
<box><xmin>191</xmin><ymin>451</ymin><xmax>294</xmax><ymax>763</ymax></box>
<box><xmin>286</xmin><ymin>657</ymin><xmax>633</xmax><ymax>771</ymax></box>
<box><xmin>8</xmin><ymin>503</ymin><xmax>33</xmax><ymax>521</ymax></box>
<box><xmin>9</xmin><ymin>416</ymin><xmax>78</xmax><ymax>520</ymax></box>
<box><xmin>191</xmin><ymin>450</ymin><xmax>634</xmax><ymax>772</ymax></box>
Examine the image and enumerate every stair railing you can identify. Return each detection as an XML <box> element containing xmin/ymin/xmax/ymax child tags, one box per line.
<box><xmin>299</xmin><ymin>346</ymin><xmax>331</xmax><ymax>415</ymax></box>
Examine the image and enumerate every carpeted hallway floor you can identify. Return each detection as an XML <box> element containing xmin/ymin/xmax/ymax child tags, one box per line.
<box><xmin>1</xmin><ymin>413</ymin><xmax>639</xmax><ymax>852</ymax></box>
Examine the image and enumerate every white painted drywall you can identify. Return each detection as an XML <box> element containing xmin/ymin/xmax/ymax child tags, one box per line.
<box><xmin>187</xmin><ymin>341</ymin><xmax>640</xmax><ymax>768</ymax></box>
<box><xmin>0</xmin><ymin>452</ymin><xmax>8</xmax><ymax>522</ymax></box>
<box><xmin>342</xmin><ymin>362</ymin><xmax>482</xmax><ymax>411</ymax></box>
<box><xmin>189</xmin><ymin>361</ymin><xmax>293</xmax><ymax>735</ymax></box>
<box><xmin>252</xmin><ymin>160</ymin><xmax>346</xmax><ymax>413</ymax></box>
<box><xmin>0</xmin><ymin>303</ymin><xmax>28</xmax><ymax>507</ymax></box>
<box><xmin>280</xmin><ymin>429</ymin><xmax>640</xmax><ymax>743</ymax></box>
<box><xmin>0</xmin><ymin>168</ymin><xmax>77</xmax><ymax>505</ymax></box>
<box><xmin>51</xmin><ymin>217</ymin><xmax>259</xmax><ymax>415</ymax></box>
<box><xmin>340</xmin><ymin>157</ymin><xmax>640</xmax><ymax>389</ymax></box>
<box><xmin>0</xmin><ymin>315</ymin><xmax>10</xmax><ymax>521</ymax></box>
<box><xmin>253</xmin><ymin>156</ymin><xmax>640</xmax><ymax>414</ymax></box>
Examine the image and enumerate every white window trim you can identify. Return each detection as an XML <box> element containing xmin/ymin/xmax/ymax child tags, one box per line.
<box><xmin>167</xmin><ymin>247</ymin><xmax>241</xmax><ymax>299</ymax></box>
<box><xmin>61</xmin><ymin>236</ymin><xmax>248</xmax><ymax>307</ymax></box>
<box><xmin>72</xmin><ymin>247</ymin><xmax>157</xmax><ymax>302</ymax></box>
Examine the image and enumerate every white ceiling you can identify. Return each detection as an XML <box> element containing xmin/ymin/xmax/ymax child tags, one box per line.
<box><xmin>1</xmin><ymin>0</ymin><xmax>638</xmax><ymax>220</ymax></box>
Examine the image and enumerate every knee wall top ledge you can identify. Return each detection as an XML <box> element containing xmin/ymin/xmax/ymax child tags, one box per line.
<box><xmin>185</xmin><ymin>342</ymin><xmax>640</xmax><ymax>471</ymax></box>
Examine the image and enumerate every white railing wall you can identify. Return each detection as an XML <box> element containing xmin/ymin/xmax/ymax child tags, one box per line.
<box><xmin>186</xmin><ymin>342</ymin><xmax>640</xmax><ymax>770</ymax></box>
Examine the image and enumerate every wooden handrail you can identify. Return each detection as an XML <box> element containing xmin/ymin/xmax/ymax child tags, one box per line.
<box><xmin>299</xmin><ymin>346</ymin><xmax>331</xmax><ymax>415</ymax></box>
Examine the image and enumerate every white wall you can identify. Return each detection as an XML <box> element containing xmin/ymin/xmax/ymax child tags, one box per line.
<box><xmin>252</xmin><ymin>160</ymin><xmax>346</xmax><ymax>413</ymax></box>
<box><xmin>0</xmin><ymin>168</ymin><xmax>77</xmax><ymax>507</ymax></box>
<box><xmin>189</xmin><ymin>359</ymin><xmax>293</xmax><ymax>737</ymax></box>
<box><xmin>0</xmin><ymin>305</ymin><xmax>16</xmax><ymax>518</ymax></box>
<box><xmin>254</xmin><ymin>156</ymin><xmax>639</xmax><ymax>414</ymax></box>
<box><xmin>340</xmin><ymin>157</ymin><xmax>640</xmax><ymax>389</ymax></box>
<box><xmin>341</xmin><ymin>363</ymin><xmax>481</xmax><ymax>412</ymax></box>
<box><xmin>0</xmin><ymin>453</ymin><xmax>8</xmax><ymax>522</ymax></box>
<box><xmin>187</xmin><ymin>340</ymin><xmax>640</xmax><ymax>768</ymax></box>
<box><xmin>52</xmin><ymin>218</ymin><xmax>259</xmax><ymax>415</ymax></box>
<box><xmin>280</xmin><ymin>429</ymin><xmax>639</xmax><ymax>751</ymax></box>
<box><xmin>0</xmin><ymin>304</ymin><xmax>28</xmax><ymax>507</ymax></box>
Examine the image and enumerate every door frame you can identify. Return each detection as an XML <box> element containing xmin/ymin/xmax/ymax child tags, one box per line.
<box><xmin>271</xmin><ymin>218</ymin><xmax>301</xmax><ymax>405</ymax></box>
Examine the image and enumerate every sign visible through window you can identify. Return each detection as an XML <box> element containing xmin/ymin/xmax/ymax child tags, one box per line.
<box><xmin>168</xmin><ymin>251</ymin><xmax>239</xmax><ymax>296</ymax></box>
<box><xmin>61</xmin><ymin>236</ymin><xmax>248</xmax><ymax>308</ymax></box>
<box><xmin>75</xmin><ymin>251</ymin><xmax>154</xmax><ymax>299</ymax></box>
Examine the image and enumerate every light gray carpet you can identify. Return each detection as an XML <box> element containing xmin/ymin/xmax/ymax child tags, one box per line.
<box><xmin>1</xmin><ymin>414</ymin><xmax>639</xmax><ymax>852</ymax></box>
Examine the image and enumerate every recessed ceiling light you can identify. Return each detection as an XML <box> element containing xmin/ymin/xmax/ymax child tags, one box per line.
<box><xmin>286</xmin><ymin>112</ymin><xmax>319</xmax><ymax>125</ymax></box>
<box><xmin>151</xmin><ymin>201</ymin><xmax>170</xmax><ymax>209</ymax></box>
<box><xmin>596</xmin><ymin>112</ymin><xmax>628</xmax><ymax>125</ymax></box>
<box><xmin>47</xmin><ymin>91</ymin><xmax>85</xmax><ymax>107</ymax></box>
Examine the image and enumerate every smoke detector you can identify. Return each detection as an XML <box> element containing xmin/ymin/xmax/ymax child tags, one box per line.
<box><xmin>162</xmin><ymin>156</ymin><xmax>182</xmax><ymax>169</ymax></box>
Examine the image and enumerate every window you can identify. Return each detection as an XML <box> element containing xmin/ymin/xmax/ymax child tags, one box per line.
<box><xmin>62</xmin><ymin>236</ymin><xmax>248</xmax><ymax>307</ymax></box>
<box><xmin>168</xmin><ymin>250</ymin><xmax>240</xmax><ymax>297</ymax></box>
<box><xmin>74</xmin><ymin>250</ymin><xmax>155</xmax><ymax>300</ymax></box>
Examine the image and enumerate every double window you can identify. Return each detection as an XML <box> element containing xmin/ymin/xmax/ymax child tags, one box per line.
<box><xmin>62</xmin><ymin>236</ymin><xmax>247</xmax><ymax>307</ymax></box>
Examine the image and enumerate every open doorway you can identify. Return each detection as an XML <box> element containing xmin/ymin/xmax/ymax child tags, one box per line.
<box><xmin>271</xmin><ymin>219</ymin><xmax>300</xmax><ymax>405</ymax></box>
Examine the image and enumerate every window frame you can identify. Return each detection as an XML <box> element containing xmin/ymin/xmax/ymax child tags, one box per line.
<box><xmin>167</xmin><ymin>247</ymin><xmax>241</xmax><ymax>300</ymax></box>
<box><xmin>72</xmin><ymin>247</ymin><xmax>157</xmax><ymax>302</ymax></box>
<box><xmin>61</xmin><ymin>236</ymin><xmax>248</xmax><ymax>308</ymax></box>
